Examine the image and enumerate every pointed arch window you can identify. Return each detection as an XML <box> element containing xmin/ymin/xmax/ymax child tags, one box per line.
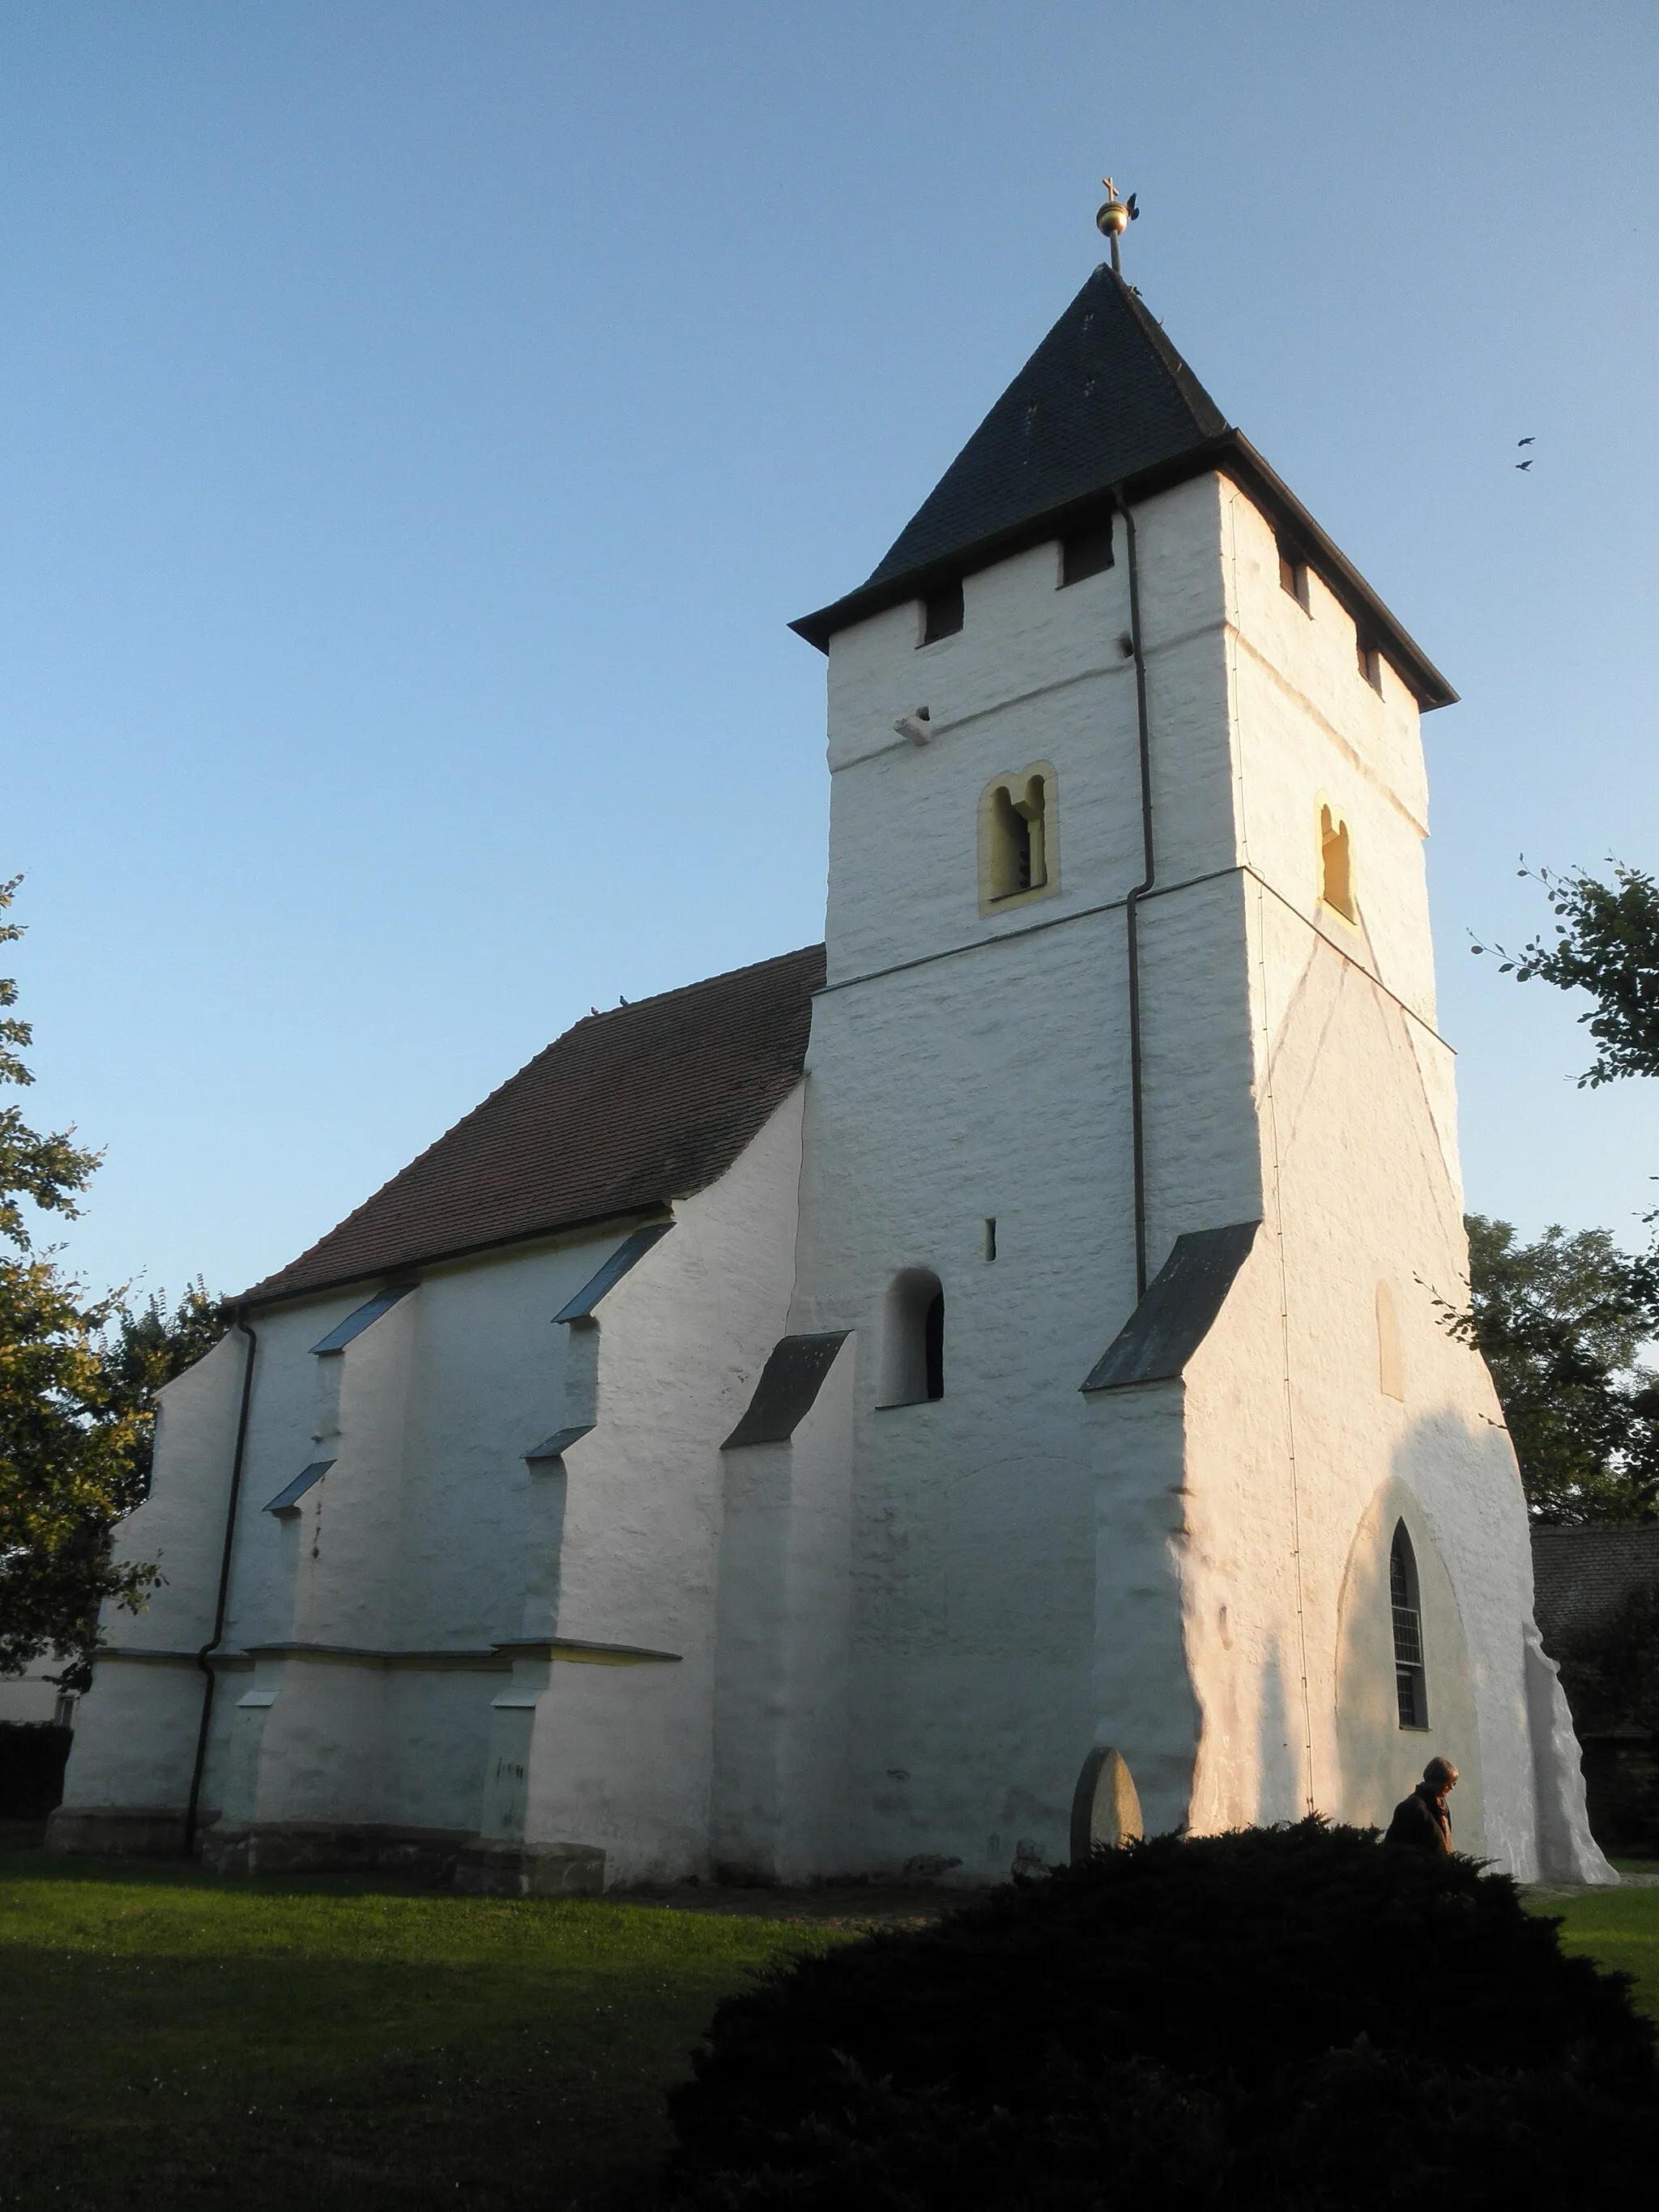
<box><xmin>1390</xmin><ymin>1523</ymin><xmax>1428</xmax><ymax>1729</ymax></box>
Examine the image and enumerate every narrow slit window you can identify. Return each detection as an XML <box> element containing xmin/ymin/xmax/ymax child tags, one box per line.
<box><xmin>1319</xmin><ymin>804</ymin><xmax>1354</xmax><ymax>923</ymax></box>
<box><xmin>1391</xmin><ymin>1523</ymin><xmax>1428</xmax><ymax>1729</ymax></box>
<box><xmin>1278</xmin><ymin>548</ymin><xmax>1310</xmax><ymax>612</ymax></box>
<box><xmin>921</xmin><ymin>581</ymin><xmax>964</xmax><ymax>644</ymax></box>
<box><xmin>1356</xmin><ymin>636</ymin><xmax>1383</xmax><ymax>693</ymax></box>
<box><xmin>983</xmin><ymin>1218</ymin><xmax>997</xmax><ymax>1262</ymax></box>
<box><xmin>1060</xmin><ymin>516</ymin><xmax>1114</xmax><ymax>586</ymax></box>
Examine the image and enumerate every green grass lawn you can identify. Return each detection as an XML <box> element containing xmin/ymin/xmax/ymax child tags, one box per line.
<box><xmin>0</xmin><ymin>1841</ymin><xmax>845</xmax><ymax>2212</ymax></box>
<box><xmin>4</xmin><ymin>1835</ymin><xmax>1657</xmax><ymax>2212</ymax></box>
<box><xmin>1526</xmin><ymin>1863</ymin><xmax>1659</xmax><ymax>2023</ymax></box>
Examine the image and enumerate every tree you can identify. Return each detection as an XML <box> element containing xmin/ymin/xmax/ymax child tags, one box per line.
<box><xmin>100</xmin><ymin>1282</ymin><xmax>225</xmax><ymax>1495</ymax></box>
<box><xmin>0</xmin><ymin>878</ymin><xmax>157</xmax><ymax>1686</ymax></box>
<box><xmin>1455</xmin><ymin>1214</ymin><xmax>1659</xmax><ymax>1524</ymax></box>
<box><xmin>1473</xmin><ymin>859</ymin><xmax>1659</xmax><ymax>1088</ymax></box>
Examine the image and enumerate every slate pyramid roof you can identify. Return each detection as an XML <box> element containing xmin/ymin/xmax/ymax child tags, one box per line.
<box><xmin>793</xmin><ymin>266</ymin><xmax>1453</xmax><ymax>708</ymax></box>
<box><xmin>238</xmin><ymin>944</ymin><xmax>825</xmax><ymax>1306</ymax></box>
<box><xmin>867</xmin><ymin>264</ymin><xmax>1227</xmax><ymax>590</ymax></box>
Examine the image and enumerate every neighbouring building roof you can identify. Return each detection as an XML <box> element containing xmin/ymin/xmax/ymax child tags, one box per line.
<box><xmin>1532</xmin><ymin>1524</ymin><xmax>1659</xmax><ymax>1652</ymax></box>
<box><xmin>791</xmin><ymin>264</ymin><xmax>1455</xmax><ymax>710</ymax></box>
<box><xmin>238</xmin><ymin>944</ymin><xmax>825</xmax><ymax>1306</ymax></box>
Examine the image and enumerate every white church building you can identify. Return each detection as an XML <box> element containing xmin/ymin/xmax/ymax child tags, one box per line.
<box><xmin>52</xmin><ymin>259</ymin><xmax>1610</xmax><ymax>1890</ymax></box>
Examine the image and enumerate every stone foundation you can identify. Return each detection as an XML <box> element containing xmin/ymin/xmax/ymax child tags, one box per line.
<box><xmin>453</xmin><ymin>1839</ymin><xmax>606</xmax><ymax>1896</ymax></box>
<box><xmin>45</xmin><ymin>1805</ymin><xmax>189</xmax><ymax>1858</ymax></box>
<box><xmin>198</xmin><ymin>1821</ymin><xmax>475</xmax><ymax>1882</ymax></box>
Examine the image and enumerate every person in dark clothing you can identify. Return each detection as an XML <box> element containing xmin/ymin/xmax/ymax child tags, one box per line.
<box><xmin>1384</xmin><ymin>1757</ymin><xmax>1458</xmax><ymax>1852</ymax></box>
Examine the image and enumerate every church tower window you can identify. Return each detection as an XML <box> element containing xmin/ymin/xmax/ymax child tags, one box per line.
<box><xmin>1391</xmin><ymin>1523</ymin><xmax>1428</xmax><ymax>1729</ymax></box>
<box><xmin>920</xmin><ymin>581</ymin><xmax>964</xmax><ymax>644</ymax></box>
<box><xmin>1060</xmin><ymin>516</ymin><xmax>1114</xmax><ymax>586</ymax></box>
<box><xmin>1319</xmin><ymin>803</ymin><xmax>1354</xmax><ymax>923</ymax></box>
<box><xmin>1356</xmin><ymin>635</ymin><xmax>1383</xmax><ymax>693</ymax></box>
<box><xmin>979</xmin><ymin>765</ymin><xmax>1057</xmax><ymax>914</ymax></box>
<box><xmin>1278</xmin><ymin>548</ymin><xmax>1310</xmax><ymax>611</ymax></box>
<box><xmin>880</xmin><ymin>1269</ymin><xmax>945</xmax><ymax>1406</ymax></box>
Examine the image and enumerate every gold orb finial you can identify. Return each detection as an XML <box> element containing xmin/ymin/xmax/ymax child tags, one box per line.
<box><xmin>1096</xmin><ymin>177</ymin><xmax>1129</xmax><ymax>239</ymax></box>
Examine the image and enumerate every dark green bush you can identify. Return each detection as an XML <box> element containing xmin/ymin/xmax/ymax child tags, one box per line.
<box><xmin>667</xmin><ymin>1821</ymin><xmax>1656</xmax><ymax>2209</ymax></box>
<box><xmin>0</xmin><ymin>1720</ymin><xmax>71</xmax><ymax>1818</ymax></box>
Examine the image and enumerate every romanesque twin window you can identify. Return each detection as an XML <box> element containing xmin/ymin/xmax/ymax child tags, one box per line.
<box><xmin>978</xmin><ymin>765</ymin><xmax>1058</xmax><ymax>914</ymax></box>
<box><xmin>1319</xmin><ymin>803</ymin><xmax>1354</xmax><ymax>923</ymax></box>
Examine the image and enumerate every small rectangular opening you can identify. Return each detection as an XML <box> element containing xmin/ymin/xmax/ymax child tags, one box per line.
<box><xmin>1278</xmin><ymin>548</ymin><xmax>1310</xmax><ymax>612</ymax></box>
<box><xmin>1356</xmin><ymin>637</ymin><xmax>1383</xmax><ymax>693</ymax></box>
<box><xmin>920</xmin><ymin>580</ymin><xmax>964</xmax><ymax>644</ymax></box>
<box><xmin>983</xmin><ymin>1218</ymin><xmax>997</xmax><ymax>1262</ymax></box>
<box><xmin>1060</xmin><ymin>517</ymin><xmax>1114</xmax><ymax>586</ymax></box>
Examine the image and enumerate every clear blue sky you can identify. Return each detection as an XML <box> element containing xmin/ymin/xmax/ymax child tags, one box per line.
<box><xmin>4</xmin><ymin>1</ymin><xmax>1657</xmax><ymax>1307</ymax></box>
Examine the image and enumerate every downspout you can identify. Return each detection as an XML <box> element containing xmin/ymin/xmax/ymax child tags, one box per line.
<box><xmin>1117</xmin><ymin>488</ymin><xmax>1155</xmax><ymax>1298</ymax></box>
<box><xmin>183</xmin><ymin>1307</ymin><xmax>258</xmax><ymax>1855</ymax></box>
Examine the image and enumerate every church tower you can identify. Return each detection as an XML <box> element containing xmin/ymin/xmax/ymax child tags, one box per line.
<box><xmin>745</xmin><ymin>241</ymin><xmax>1607</xmax><ymax>1882</ymax></box>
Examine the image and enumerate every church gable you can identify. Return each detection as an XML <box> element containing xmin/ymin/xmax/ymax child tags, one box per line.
<box><xmin>240</xmin><ymin>942</ymin><xmax>825</xmax><ymax>1305</ymax></box>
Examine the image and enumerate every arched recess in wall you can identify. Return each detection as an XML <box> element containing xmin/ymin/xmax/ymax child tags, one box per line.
<box><xmin>1333</xmin><ymin>1481</ymin><xmax>1483</xmax><ymax>1848</ymax></box>
<box><xmin>1375</xmin><ymin>1281</ymin><xmax>1405</xmax><ymax>1400</ymax></box>
<box><xmin>978</xmin><ymin>763</ymin><xmax>1058</xmax><ymax>914</ymax></box>
<box><xmin>880</xmin><ymin>1269</ymin><xmax>944</xmax><ymax>1406</ymax></box>
<box><xmin>1317</xmin><ymin>799</ymin><xmax>1355</xmax><ymax>923</ymax></box>
<box><xmin>1070</xmin><ymin>1747</ymin><xmax>1143</xmax><ymax>1862</ymax></box>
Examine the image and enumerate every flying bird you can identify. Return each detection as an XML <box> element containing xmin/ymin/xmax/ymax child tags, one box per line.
<box><xmin>1126</xmin><ymin>192</ymin><xmax>1140</xmax><ymax>220</ymax></box>
<box><xmin>1518</xmin><ymin>436</ymin><xmax>1535</xmax><ymax>445</ymax></box>
<box><xmin>1516</xmin><ymin>458</ymin><xmax>1534</xmax><ymax>471</ymax></box>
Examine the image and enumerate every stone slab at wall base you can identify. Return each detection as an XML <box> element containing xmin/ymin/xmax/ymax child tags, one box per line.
<box><xmin>45</xmin><ymin>1806</ymin><xmax>189</xmax><ymax>1858</ymax></box>
<box><xmin>454</xmin><ymin>1839</ymin><xmax>607</xmax><ymax>1897</ymax></box>
<box><xmin>199</xmin><ymin>1822</ymin><xmax>476</xmax><ymax>1882</ymax></box>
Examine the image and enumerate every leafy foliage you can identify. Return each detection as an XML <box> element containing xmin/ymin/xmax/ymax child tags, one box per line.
<box><xmin>667</xmin><ymin>1822</ymin><xmax>1657</xmax><ymax>2210</ymax></box>
<box><xmin>1451</xmin><ymin>1214</ymin><xmax>1659</xmax><ymax>1524</ymax></box>
<box><xmin>0</xmin><ymin>878</ymin><xmax>204</xmax><ymax>1687</ymax></box>
<box><xmin>100</xmin><ymin>1281</ymin><xmax>225</xmax><ymax>1496</ymax></box>
<box><xmin>1473</xmin><ymin>859</ymin><xmax>1659</xmax><ymax>1088</ymax></box>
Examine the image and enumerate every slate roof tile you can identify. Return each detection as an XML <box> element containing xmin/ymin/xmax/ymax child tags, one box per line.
<box><xmin>239</xmin><ymin>943</ymin><xmax>824</xmax><ymax>1306</ymax></box>
<box><xmin>1532</xmin><ymin>1524</ymin><xmax>1659</xmax><ymax>1651</ymax></box>
<box><xmin>865</xmin><ymin>262</ymin><xmax>1226</xmax><ymax>590</ymax></box>
<box><xmin>791</xmin><ymin>264</ymin><xmax>1454</xmax><ymax>709</ymax></box>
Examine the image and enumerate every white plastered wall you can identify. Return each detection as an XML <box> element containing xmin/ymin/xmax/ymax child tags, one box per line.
<box><xmin>514</xmin><ymin>1085</ymin><xmax>806</xmax><ymax>1884</ymax></box>
<box><xmin>60</xmin><ymin>1086</ymin><xmax>807</xmax><ymax>1881</ymax></box>
<box><xmin>710</xmin><ymin>1335</ymin><xmax>857</xmax><ymax>1882</ymax></box>
<box><xmin>1169</xmin><ymin>481</ymin><xmax>1608</xmax><ymax>1879</ymax></box>
<box><xmin>794</xmin><ymin>479</ymin><xmax>1252</xmax><ymax>1882</ymax></box>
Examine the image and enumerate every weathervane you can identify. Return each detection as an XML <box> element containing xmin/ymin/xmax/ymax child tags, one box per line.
<box><xmin>1095</xmin><ymin>177</ymin><xmax>1139</xmax><ymax>275</ymax></box>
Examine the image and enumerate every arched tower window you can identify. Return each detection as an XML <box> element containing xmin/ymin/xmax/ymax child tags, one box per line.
<box><xmin>880</xmin><ymin>1269</ymin><xmax>945</xmax><ymax>1406</ymax></box>
<box><xmin>978</xmin><ymin>765</ymin><xmax>1057</xmax><ymax>913</ymax></box>
<box><xmin>1390</xmin><ymin>1523</ymin><xmax>1428</xmax><ymax>1729</ymax></box>
<box><xmin>1319</xmin><ymin>803</ymin><xmax>1355</xmax><ymax>923</ymax></box>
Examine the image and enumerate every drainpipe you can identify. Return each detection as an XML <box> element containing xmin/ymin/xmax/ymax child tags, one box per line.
<box><xmin>1117</xmin><ymin>488</ymin><xmax>1156</xmax><ymax>1298</ymax></box>
<box><xmin>183</xmin><ymin>1307</ymin><xmax>258</xmax><ymax>1855</ymax></box>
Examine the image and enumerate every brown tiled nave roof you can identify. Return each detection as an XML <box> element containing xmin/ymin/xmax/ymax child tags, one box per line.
<box><xmin>239</xmin><ymin>944</ymin><xmax>824</xmax><ymax>1305</ymax></box>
